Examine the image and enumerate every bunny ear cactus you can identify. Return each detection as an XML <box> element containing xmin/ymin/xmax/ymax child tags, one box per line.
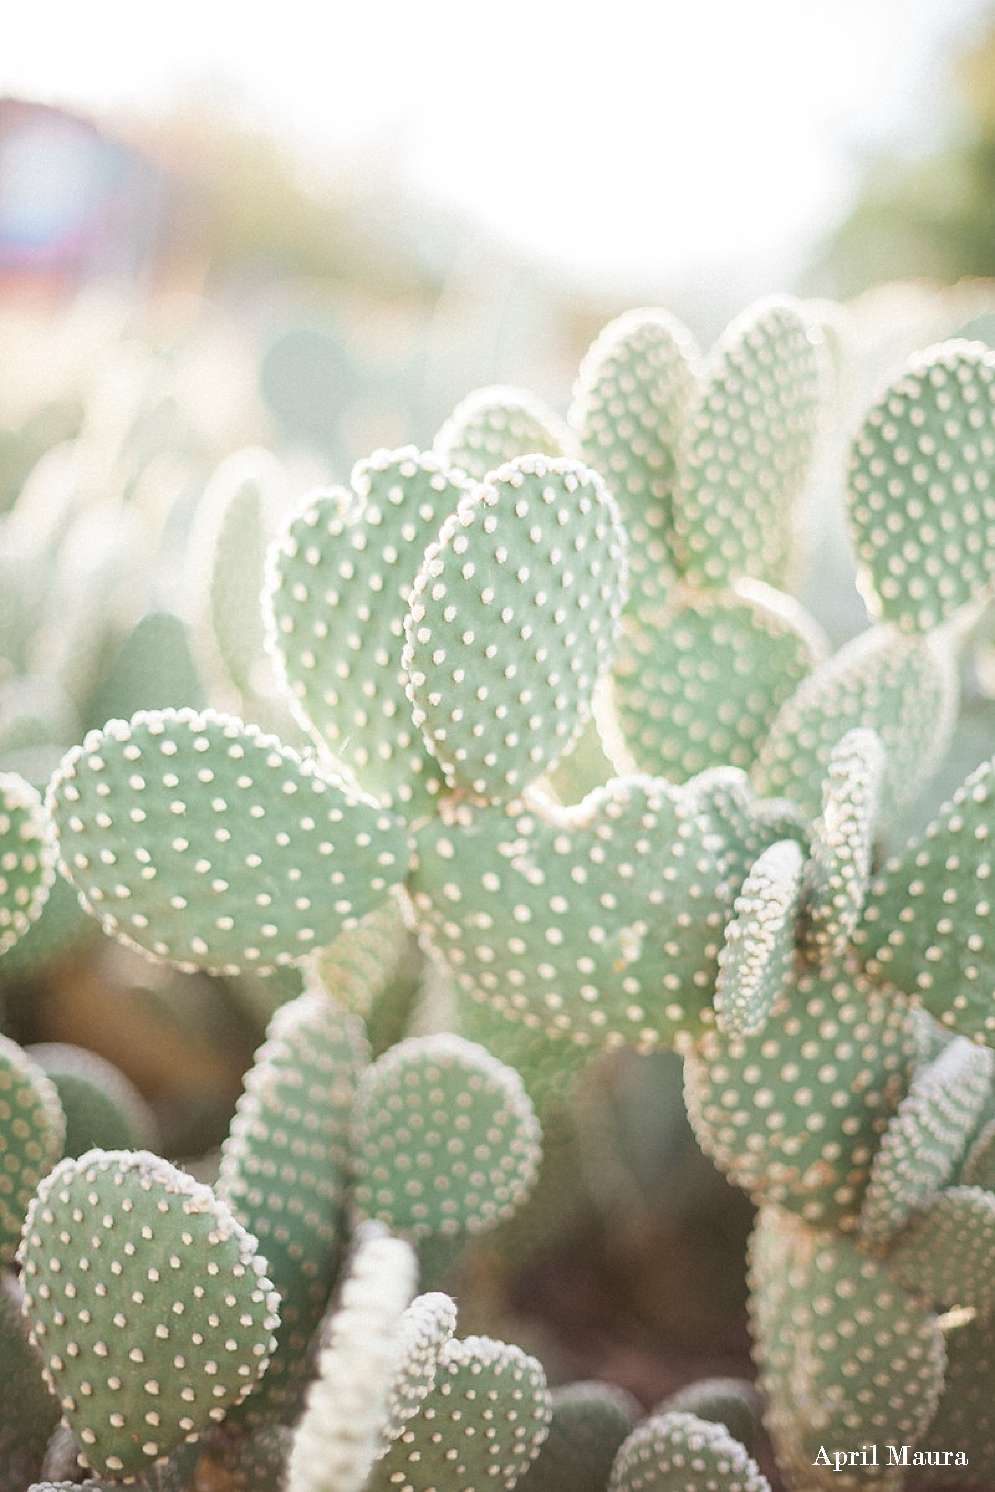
<box><xmin>0</xmin><ymin>1033</ymin><xmax>65</xmax><ymax>1267</ymax></box>
<box><xmin>0</xmin><ymin>770</ymin><xmax>57</xmax><ymax>954</ymax></box>
<box><xmin>433</xmin><ymin>385</ymin><xmax>572</xmax><ymax>482</ymax></box>
<box><xmin>608</xmin><ymin>1410</ymin><xmax>771</xmax><ymax>1492</ymax></box>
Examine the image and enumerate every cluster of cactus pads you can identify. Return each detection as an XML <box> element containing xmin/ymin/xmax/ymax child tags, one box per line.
<box><xmin>1</xmin><ymin>291</ymin><xmax>995</xmax><ymax>1489</ymax></box>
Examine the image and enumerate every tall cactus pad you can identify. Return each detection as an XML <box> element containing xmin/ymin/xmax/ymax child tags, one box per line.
<box><xmin>672</xmin><ymin>297</ymin><xmax>825</xmax><ymax>591</ymax></box>
<box><xmin>351</xmin><ymin>1034</ymin><xmax>542</xmax><ymax>1238</ymax></box>
<box><xmin>404</xmin><ymin>454</ymin><xmax>627</xmax><ymax>800</ymax></box>
<box><xmin>265</xmin><ymin>448</ymin><xmax>467</xmax><ymax>813</ymax></box>
<box><xmin>368</xmin><ymin>1335</ymin><xmax>550</xmax><ymax>1492</ymax></box>
<box><xmin>379</xmin><ymin>1291</ymin><xmax>458</xmax><ymax>1450</ymax></box>
<box><xmin>857</xmin><ymin>754</ymin><xmax>995</xmax><ymax>1043</ymax></box>
<box><xmin>409</xmin><ymin>777</ymin><xmax>734</xmax><ymax>1053</ymax></box>
<box><xmin>847</xmin><ymin>340</ymin><xmax>995</xmax><ymax>634</ymax></box>
<box><xmin>433</xmin><ymin>386</ymin><xmax>571</xmax><ymax>482</ymax></box>
<box><xmin>749</xmin><ymin>1206</ymin><xmax>945</xmax><ymax>1492</ymax></box>
<box><xmin>570</xmin><ymin>307</ymin><xmax>699</xmax><ymax>609</ymax></box>
<box><xmin>0</xmin><ymin>771</ymin><xmax>56</xmax><ymax>955</ymax></box>
<box><xmin>802</xmin><ymin>728</ymin><xmax>885</xmax><ymax>969</ymax></box>
<box><xmin>18</xmin><ymin>1149</ymin><xmax>280</xmax><ymax>1480</ymax></box>
<box><xmin>608</xmin><ymin>1411</ymin><xmax>769</xmax><ymax>1492</ymax></box>
<box><xmin>217</xmin><ymin>991</ymin><xmax>367</xmax><ymax>1424</ymax></box>
<box><xmin>610</xmin><ymin>582</ymin><xmax>825</xmax><ymax>782</ymax></box>
<box><xmin>0</xmin><ymin>1034</ymin><xmax>64</xmax><ymax>1267</ymax></box>
<box><xmin>685</xmin><ymin>966</ymin><xmax>917</xmax><ymax>1229</ymax></box>
<box><xmin>713</xmin><ymin>838</ymin><xmax>804</xmax><ymax>1038</ymax></box>
<box><xmin>47</xmin><ymin>708</ymin><xmax>409</xmax><ymax>975</ymax></box>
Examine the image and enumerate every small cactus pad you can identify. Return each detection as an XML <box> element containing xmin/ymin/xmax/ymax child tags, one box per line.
<box><xmin>749</xmin><ymin>1205</ymin><xmax>945</xmax><ymax>1491</ymax></box>
<box><xmin>856</xmin><ymin>753</ymin><xmax>995</xmax><ymax>1043</ymax></box>
<box><xmin>751</xmin><ymin>624</ymin><xmax>958</xmax><ymax>833</ymax></box>
<box><xmin>671</xmin><ymin>296</ymin><xmax>826</xmax><ymax>591</ymax></box>
<box><xmin>569</xmin><ymin>306</ymin><xmax>699</xmax><ymax>608</ymax></box>
<box><xmin>368</xmin><ymin>1335</ymin><xmax>550</xmax><ymax>1492</ymax></box>
<box><xmin>713</xmin><ymin>838</ymin><xmax>804</xmax><ymax>1038</ymax></box>
<box><xmin>607</xmin><ymin>1411</ymin><xmax>770</xmax><ymax>1492</ymax></box>
<box><xmin>433</xmin><ymin>385</ymin><xmax>572</xmax><ymax>481</ymax></box>
<box><xmin>18</xmin><ymin>1149</ymin><xmax>280</xmax><ymax>1480</ymax></box>
<box><xmin>0</xmin><ymin>1033</ymin><xmax>64</xmax><ymax>1266</ymax></box>
<box><xmin>351</xmin><ymin>1033</ymin><xmax>542</xmax><ymax>1239</ymax></box>
<box><xmin>409</xmin><ymin>777</ymin><xmax>734</xmax><ymax>1053</ymax></box>
<box><xmin>403</xmin><ymin>454</ymin><xmax>627</xmax><ymax>800</ymax></box>
<box><xmin>26</xmin><ymin>1043</ymin><xmax>158</xmax><ymax>1157</ymax></box>
<box><xmin>308</xmin><ymin>899</ymin><xmax>413</xmax><ymax>1023</ymax></box>
<box><xmin>801</xmin><ymin>728</ymin><xmax>885</xmax><ymax>968</ymax></box>
<box><xmin>886</xmin><ymin>1186</ymin><xmax>995</xmax><ymax>1315</ymax></box>
<box><xmin>847</xmin><ymin>339</ymin><xmax>995</xmax><ymax>635</ymax></box>
<box><xmin>379</xmin><ymin>1291</ymin><xmax>458</xmax><ymax>1450</ymax></box>
<box><xmin>46</xmin><ymin>708</ymin><xmax>409</xmax><ymax>975</ymax></box>
<box><xmin>287</xmin><ymin>1228</ymin><xmax>417</xmax><ymax>1492</ymax></box>
<box><xmin>217</xmin><ymin>990</ymin><xmax>367</xmax><ymax>1423</ymax></box>
<box><xmin>0</xmin><ymin>771</ymin><xmax>56</xmax><ymax>956</ymax></box>
<box><xmin>685</xmin><ymin>965</ymin><xmax>917</xmax><ymax>1229</ymax></box>
<box><xmin>858</xmin><ymin>1036</ymin><xmax>994</xmax><ymax>1247</ymax></box>
<box><xmin>609</xmin><ymin>581</ymin><xmax>826</xmax><ymax>782</ymax></box>
<box><xmin>654</xmin><ymin>1379</ymin><xmax>763</xmax><ymax>1462</ymax></box>
<box><xmin>265</xmin><ymin>447</ymin><xmax>468</xmax><ymax>813</ymax></box>
<box><xmin>516</xmin><ymin>1380</ymin><xmax>640</xmax><ymax>1492</ymax></box>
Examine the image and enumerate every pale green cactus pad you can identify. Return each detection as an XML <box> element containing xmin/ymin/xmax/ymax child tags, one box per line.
<box><xmin>751</xmin><ymin>623</ymin><xmax>959</xmax><ymax>834</ymax></box>
<box><xmin>847</xmin><ymin>339</ymin><xmax>995</xmax><ymax>635</ymax></box>
<box><xmin>856</xmin><ymin>753</ymin><xmax>995</xmax><ymax>1043</ymax></box>
<box><xmin>609</xmin><ymin>580</ymin><xmax>826</xmax><ymax>782</ymax></box>
<box><xmin>887</xmin><ymin>1186</ymin><xmax>995</xmax><ymax>1314</ymax></box>
<box><xmin>569</xmin><ymin>306</ymin><xmax>699</xmax><ymax>610</ymax></box>
<box><xmin>46</xmin><ymin>708</ymin><xmax>409</xmax><ymax>975</ymax></box>
<box><xmin>0</xmin><ymin>770</ymin><xmax>57</xmax><ymax>955</ymax></box>
<box><xmin>515</xmin><ymin>1381</ymin><xmax>640</xmax><ymax>1492</ymax></box>
<box><xmin>713</xmin><ymin>838</ymin><xmax>805</xmax><ymax>1038</ymax></box>
<box><xmin>351</xmin><ymin>1033</ymin><xmax>541</xmax><ymax>1238</ymax></box>
<box><xmin>307</xmin><ymin>899</ymin><xmax>413</xmax><ymax>1023</ymax></box>
<box><xmin>403</xmin><ymin>454</ymin><xmax>627</xmax><ymax>800</ymax></box>
<box><xmin>749</xmin><ymin>1205</ymin><xmax>945</xmax><ymax>1492</ymax></box>
<box><xmin>671</xmin><ymin>296</ymin><xmax>826</xmax><ymax>592</ymax></box>
<box><xmin>0</xmin><ymin>1033</ymin><xmax>64</xmax><ymax>1267</ymax></box>
<box><xmin>265</xmin><ymin>447</ymin><xmax>468</xmax><ymax>814</ymax></box>
<box><xmin>409</xmin><ymin>776</ymin><xmax>735</xmax><ymax>1054</ymax></box>
<box><xmin>367</xmin><ymin>1335</ymin><xmax>550</xmax><ymax>1492</ymax></box>
<box><xmin>801</xmin><ymin>727</ymin><xmax>885</xmax><ymax>969</ymax></box>
<box><xmin>216</xmin><ymin>990</ymin><xmax>367</xmax><ymax>1424</ymax></box>
<box><xmin>681</xmin><ymin>764</ymin><xmax>810</xmax><ymax>900</ymax></box>
<box><xmin>607</xmin><ymin>1410</ymin><xmax>769</xmax><ymax>1492</ymax></box>
<box><xmin>18</xmin><ymin>1149</ymin><xmax>280</xmax><ymax>1480</ymax></box>
<box><xmin>858</xmin><ymin>1036</ymin><xmax>994</xmax><ymax>1247</ymax></box>
<box><xmin>378</xmin><ymin>1291</ymin><xmax>458</xmax><ymax>1450</ymax></box>
<box><xmin>685</xmin><ymin>965</ymin><xmax>917</xmax><ymax>1229</ymax></box>
<box><xmin>433</xmin><ymin>385</ymin><xmax>572</xmax><ymax>481</ymax></box>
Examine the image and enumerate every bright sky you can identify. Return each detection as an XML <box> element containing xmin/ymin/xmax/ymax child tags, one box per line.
<box><xmin>3</xmin><ymin>0</ymin><xmax>993</xmax><ymax>290</ymax></box>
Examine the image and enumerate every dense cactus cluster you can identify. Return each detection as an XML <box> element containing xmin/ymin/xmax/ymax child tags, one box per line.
<box><xmin>0</xmin><ymin>286</ymin><xmax>993</xmax><ymax>1490</ymax></box>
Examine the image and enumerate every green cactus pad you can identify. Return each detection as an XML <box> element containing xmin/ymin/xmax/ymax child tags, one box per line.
<box><xmin>409</xmin><ymin>777</ymin><xmax>734</xmax><ymax>1054</ymax></box>
<box><xmin>46</xmin><ymin>708</ymin><xmax>409</xmax><ymax>976</ymax></box>
<box><xmin>265</xmin><ymin>447</ymin><xmax>468</xmax><ymax>813</ymax></box>
<box><xmin>217</xmin><ymin>990</ymin><xmax>367</xmax><ymax>1424</ymax></box>
<box><xmin>858</xmin><ymin>1036</ymin><xmax>994</xmax><ymax>1248</ymax></box>
<box><xmin>0</xmin><ymin>1272</ymin><xmax>61</xmax><ymax>1492</ymax></box>
<box><xmin>608</xmin><ymin>1411</ymin><xmax>769</xmax><ymax>1492</ymax></box>
<box><xmin>960</xmin><ymin>1114</ymin><xmax>995</xmax><ymax>1190</ymax></box>
<box><xmin>515</xmin><ymin>1381</ymin><xmax>639</xmax><ymax>1492</ymax></box>
<box><xmin>351</xmin><ymin>1033</ymin><xmax>542</xmax><ymax>1239</ymax></box>
<box><xmin>307</xmin><ymin>898</ymin><xmax>412</xmax><ymax>1023</ymax></box>
<box><xmin>0</xmin><ymin>770</ymin><xmax>57</xmax><ymax>956</ymax></box>
<box><xmin>403</xmin><ymin>454</ymin><xmax>627</xmax><ymax>800</ymax></box>
<box><xmin>801</xmin><ymin>728</ymin><xmax>885</xmax><ymax>969</ymax></box>
<box><xmin>0</xmin><ymin>1033</ymin><xmax>65</xmax><ymax>1267</ymax></box>
<box><xmin>671</xmin><ymin>296</ymin><xmax>826</xmax><ymax>591</ymax></box>
<box><xmin>433</xmin><ymin>385</ymin><xmax>571</xmax><ymax>481</ymax></box>
<box><xmin>654</xmin><ymin>1379</ymin><xmax>763</xmax><ymax>1462</ymax></box>
<box><xmin>856</xmin><ymin>754</ymin><xmax>995</xmax><ymax>1043</ymax></box>
<box><xmin>751</xmin><ymin>624</ymin><xmax>958</xmax><ymax>833</ymax></box>
<box><xmin>609</xmin><ymin>580</ymin><xmax>826</xmax><ymax>782</ymax></box>
<box><xmin>379</xmin><ymin>1291</ymin><xmax>458</xmax><ymax>1450</ymax></box>
<box><xmin>681</xmin><ymin>765</ymin><xmax>810</xmax><ymax>899</ymax></box>
<box><xmin>569</xmin><ymin>306</ymin><xmax>699</xmax><ymax>609</ymax></box>
<box><xmin>26</xmin><ymin>1043</ymin><xmax>159</xmax><ymax>1157</ymax></box>
<box><xmin>18</xmin><ymin>1148</ymin><xmax>280</xmax><ymax>1480</ymax></box>
<box><xmin>368</xmin><ymin>1335</ymin><xmax>550</xmax><ymax>1492</ymax></box>
<box><xmin>847</xmin><ymin>339</ymin><xmax>995</xmax><ymax>635</ymax></box>
<box><xmin>713</xmin><ymin>838</ymin><xmax>804</xmax><ymax>1038</ymax></box>
<box><xmin>910</xmin><ymin>1312</ymin><xmax>995</xmax><ymax>1480</ymax></box>
<box><xmin>749</xmin><ymin>1205</ymin><xmax>945</xmax><ymax>1492</ymax></box>
<box><xmin>84</xmin><ymin>611</ymin><xmax>207</xmax><ymax>730</ymax></box>
<box><xmin>887</xmin><ymin>1186</ymin><xmax>995</xmax><ymax>1314</ymax></box>
<box><xmin>286</xmin><ymin>1228</ymin><xmax>418</xmax><ymax>1492</ymax></box>
<box><xmin>685</xmin><ymin>964</ymin><xmax>917</xmax><ymax>1229</ymax></box>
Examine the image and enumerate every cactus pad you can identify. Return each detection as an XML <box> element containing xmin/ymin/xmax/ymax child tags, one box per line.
<box><xmin>0</xmin><ymin>1034</ymin><xmax>64</xmax><ymax>1267</ymax></box>
<box><xmin>47</xmin><ymin>708</ymin><xmax>409</xmax><ymax>975</ymax></box>
<box><xmin>403</xmin><ymin>454</ymin><xmax>627</xmax><ymax>800</ymax></box>
<box><xmin>516</xmin><ymin>1380</ymin><xmax>640</xmax><ymax>1492</ymax></box>
<box><xmin>887</xmin><ymin>1186</ymin><xmax>995</xmax><ymax>1314</ymax></box>
<box><xmin>18</xmin><ymin>1149</ymin><xmax>280</xmax><ymax>1479</ymax></box>
<box><xmin>607</xmin><ymin>1410</ymin><xmax>769</xmax><ymax>1492</ymax></box>
<box><xmin>433</xmin><ymin>385</ymin><xmax>571</xmax><ymax>481</ymax></box>
<box><xmin>0</xmin><ymin>771</ymin><xmax>56</xmax><ymax>956</ymax></box>
<box><xmin>802</xmin><ymin>728</ymin><xmax>885</xmax><ymax>969</ymax></box>
<box><xmin>351</xmin><ymin>1033</ymin><xmax>541</xmax><ymax>1239</ymax></box>
<box><xmin>713</xmin><ymin>838</ymin><xmax>804</xmax><ymax>1038</ymax></box>
<box><xmin>379</xmin><ymin>1291</ymin><xmax>458</xmax><ymax>1449</ymax></box>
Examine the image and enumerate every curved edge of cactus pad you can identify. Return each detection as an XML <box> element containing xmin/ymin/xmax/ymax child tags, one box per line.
<box><xmin>45</xmin><ymin>707</ymin><xmax>411</xmax><ymax>975</ymax></box>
